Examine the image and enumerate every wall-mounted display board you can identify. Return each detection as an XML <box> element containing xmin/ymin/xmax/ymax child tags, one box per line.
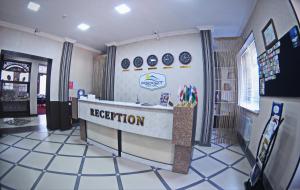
<box><xmin>258</xmin><ymin>26</ymin><xmax>300</xmax><ymax>97</ymax></box>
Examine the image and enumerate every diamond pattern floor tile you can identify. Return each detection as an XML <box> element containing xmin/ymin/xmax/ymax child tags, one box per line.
<box><xmin>0</xmin><ymin>147</ymin><xmax>28</xmax><ymax>163</ymax></box>
<box><xmin>47</xmin><ymin>155</ymin><xmax>81</xmax><ymax>174</ymax></box>
<box><xmin>0</xmin><ymin>122</ymin><xmax>251</xmax><ymax>190</ymax></box>
<box><xmin>27</xmin><ymin>132</ymin><xmax>49</xmax><ymax>140</ymax></box>
<box><xmin>191</xmin><ymin>157</ymin><xmax>227</xmax><ymax>177</ymax></box>
<box><xmin>34</xmin><ymin>141</ymin><xmax>61</xmax><ymax>154</ymax></box>
<box><xmin>35</xmin><ymin>172</ymin><xmax>77</xmax><ymax>190</ymax></box>
<box><xmin>66</xmin><ymin>135</ymin><xmax>87</xmax><ymax>144</ymax></box>
<box><xmin>211</xmin><ymin>149</ymin><xmax>244</xmax><ymax>165</ymax></box>
<box><xmin>20</xmin><ymin>152</ymin><xmax>53</xmax><ymax>169</ymax></box>
<box><xmin>58</xmin><ymin>144</ymin><xmax>85</xmax><ymax>156</ymax></box>
<box><xmin>45</xmin><ymin>134</ymin><xmax>68</xmax><ymax>143</ymax></box>
<box><xmin>194</xmin><ymin>144</ymin><xmax>222</xmax><ymax>155</ymax></box>
<box><xmin>117</xmin><ymin>157</ymin><xmax>152</xmax><ymax>174</ymax></box>
<box><xmin>121</xmin><ymin>171</ymin><xmax>165</xmax><ymax>190</ymax></box>
<box><xmin>187</xmin><ymin>181</ymin><xmax>218</xmax><ymax>190</ymax></box>
<box><xmin>158</xmin><ymin>168</ymin><xmax>202</xmax><ymax>189</ymax></box>
<box><xmin>0</xmin><ymin>135</ymin><xmax>22</xmax><ymax>145</ymax></box>
<box><xmin>79</xmin><ymin>176</ymin><xmax>119</xmax><ymax>190</ymax></box>
<box><xmin>14</xmin><ymin>139</ymin><xmax>40</xmax><ymax>150</ymax></box>
<box><xmin>53</xmin><ymin>129</ymin><xmax>73</xmax><ymax>135</ymax></box>
<box><xmin>1</xmin><ymin>166</ymin><xmax>41</xmax><ymax>189</ymax></box>
<box><xmin>192</xmin><ymin>148</ymin><xmax>205</xmax><ymax>159</ymax></box>
<box><xmin>210</xmin><ymin>168</ymin><xmax>248</xmax><ymax>190</ymax></box>
<box><xmin>86</xmin><ymin>145</ymin><xmax>112</xmax><ymax>157</ymax></box>
<box><xmin>13</xmin><ymin>132</ymin><xmax>32</xmax><ymax>138</ymax></box>
<box><xmin>232</xmin><ymin>158</ymin><xmax>252</xmax><ymax>174</ymax></box>
<box><xmin>72</xmin><ymin>130</ymin><xmax>80</xmax><ymax>136</ymax></box>
<box><xmin>82</xmin><ymin>158</ymin><xmax>115</xmax><ymax>174</ymax></box>
<box><xmin>228</xmin><ymin>144</ymin><xmax>245</xmax><ymax>154</ymax></box>
<box><xmin>0</xmin><ymin>159</ymin><xmax>13</xmax><ymax>177</ymax></box>
<box><xmin>0</xmin><ymin>143</ymin><xmax>9</xmax><ymax>152</ymax></box>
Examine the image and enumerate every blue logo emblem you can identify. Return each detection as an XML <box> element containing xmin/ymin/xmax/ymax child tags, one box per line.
<box><xmin>139</xmin><ymin>73</ymin><xmax>166</xmax><ymax>90</ymax></box>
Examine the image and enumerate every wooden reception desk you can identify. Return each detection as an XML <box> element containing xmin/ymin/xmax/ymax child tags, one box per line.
<box><xmin>78</xmin><ymin>98</ymin><xmax>196</xmax><ymax>173</ymax></box>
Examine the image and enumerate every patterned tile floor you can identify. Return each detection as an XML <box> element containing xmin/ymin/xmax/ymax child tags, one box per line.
<box><xmin>0</xmin><ymin>125</ymin><xmax>251</xmax><ymax>190</ymax></box>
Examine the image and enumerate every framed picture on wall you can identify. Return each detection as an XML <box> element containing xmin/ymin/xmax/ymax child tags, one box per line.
<box><xmin>262</xmin><ymin>19</ymin><xmax>278</xmax><ymax>50</ymax></box>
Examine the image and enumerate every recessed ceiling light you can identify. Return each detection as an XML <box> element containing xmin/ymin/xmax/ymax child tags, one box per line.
<box><xmin>115</xmin><ymin>4</ymin><xmax>131</xmax><ymax>14</ymax></box>
<box><xmin>27</xmin><ymin>2</ymin><xmax>40</xmax><ymax>12</ymax></box>
<box><xmin>77</xmin><ymin>23</ymin><xmax>90</xmax><ymax>31</ymax></box>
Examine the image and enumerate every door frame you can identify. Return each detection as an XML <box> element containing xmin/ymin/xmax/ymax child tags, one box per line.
<box><xmin>0</xmin><ymin>50</ymin><xmax>52</xmax><ymax>118</ymax></box>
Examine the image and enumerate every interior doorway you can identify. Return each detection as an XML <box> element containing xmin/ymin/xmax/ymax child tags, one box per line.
<box><xmin>0</xmin><ymin>50</ymin><xmax>52</xmax><ymax>133</ymax></box>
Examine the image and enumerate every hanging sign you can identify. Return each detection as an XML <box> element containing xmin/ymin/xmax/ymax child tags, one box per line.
<box><xmin>139</xmin><ymin>72</ymin><xmax>166</xmax><ymax>90</ymax></box>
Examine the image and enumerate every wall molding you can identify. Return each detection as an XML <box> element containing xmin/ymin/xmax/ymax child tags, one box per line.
<box><xmin>0</xmin><ymin>20</ymin><xmax>101</xmax><ymax>54</ymax></box>
<box><xmin>106</xmin><ymin>26</ymin><xmax>213</xmax><ymax>47</ymax></box>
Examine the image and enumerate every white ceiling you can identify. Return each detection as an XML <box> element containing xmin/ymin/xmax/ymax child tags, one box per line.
<box><xmin>0</xmin><ymin>0</ymin><xmax>257</xmax><ymax>51</ymax></box>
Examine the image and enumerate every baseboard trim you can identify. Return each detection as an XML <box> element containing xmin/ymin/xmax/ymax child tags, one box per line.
<box><xmin>237</xmin><ymin>132</ymin><xmax>255</xmax><ymax>165</ymax></box>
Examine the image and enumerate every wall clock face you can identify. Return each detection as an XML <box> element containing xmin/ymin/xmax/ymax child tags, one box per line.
<box><xmin>179</xmin><ymin>51</ymin><xmax>192</xmax><ymax>65</ymax></box>
<box><xmin>162</xmin><ymin>53</ymin><xmax>174</xmax><ymax>66</ymax></box>
<box><xmin>147</xmin><ymin>55</ymin><xmax>158</xmax><ymax>67</ymax></box>
<box><xmin>121</xmin><ymin>58</ymin><xmax>130</xmax><ymax>69</ymax></box>
<box><xmin>133</xmin><ymin>56</ymin><xmax>143</xmax><ymax>68</ymax></box>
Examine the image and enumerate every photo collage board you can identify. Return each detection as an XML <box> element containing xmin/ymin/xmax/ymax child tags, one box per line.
<box><xmin>257</xmin><ymin>41</ymin><xmax>281</xmax><ymax>95</ymax></box>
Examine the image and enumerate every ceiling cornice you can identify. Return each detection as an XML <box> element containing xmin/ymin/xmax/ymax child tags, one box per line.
<box><xmin>105</xmin><ymin>27</ymin><xmax>213</xmax><ymax>47</ymax></box>
<box><xmin>196</xmin><ymin>25</ymin><xmax>214</xmax><ymax>32</ymax></box>
<box><xmin>0</xmin><ymin>20</ymin><xmax>101</xmax><ymax>54</ymax></box>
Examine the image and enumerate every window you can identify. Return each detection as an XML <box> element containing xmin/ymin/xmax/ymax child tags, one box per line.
<box><xmin>238</xmin><ymin>33</ymin><xmax>259</xmax><ymax>112</ymax></box>
<box><xmin>38</xmin><ymin>74</ymin><xmax>47</xmax><ymax>95</ymax></box>
<box><xmin>37</xmin><ymin>65</ymin><xmax>47</xmax><ymax>96</ymax></box>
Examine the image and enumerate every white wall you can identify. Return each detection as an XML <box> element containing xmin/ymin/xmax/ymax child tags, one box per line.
<box><xmin>241</xmin><ymin>0</ymin><xmax>300</xmax><ymax>189</ymax></box>
<box><xmin>69</xmin><ymin>46</ymin><xmax>95</xmax><ymax>98</ymax></box>
<box><xmin>114</xmin><ymin>33</ymin><xmax>204</xmax><ymax>141</ymax></box>
<box><xmin>291</xmin><ymin>0</ymin><xmax>300</xmax><ymax>24</ymax></box>
<box><xmin>0</xmin><ymin>26</ymin><xmax>62</xmax><ymax>101</ymax></box>
<box><xmin>0</xmin><ymin>26</ymin><xmax>96</xmax><ymax>103</ymax></box>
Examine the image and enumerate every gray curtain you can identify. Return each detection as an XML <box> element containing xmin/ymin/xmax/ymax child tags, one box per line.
<box><xmin>59</xmin><ymin>41</ymin><xmax>73</xmax><ymax>101</ymax></box>
<box><xmin>92</xmin><ymin>54</ymin><xmax>107</xmax><ymax>98</ymax></box>
<box><xmin>102</xmin><ymin>46</ymin><xmax>116</xmax><ymax>100</ymax></box>
<box><xmin>200</xmin><ymin>30</ymin><xmax>215</xmax><ymax>146</ymax></box>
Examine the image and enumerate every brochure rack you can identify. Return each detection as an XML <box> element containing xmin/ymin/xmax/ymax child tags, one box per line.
<box><xmin>245</xmin><ymin>102</ymin><xmax>284</xmax><ymax>190</ymax></box>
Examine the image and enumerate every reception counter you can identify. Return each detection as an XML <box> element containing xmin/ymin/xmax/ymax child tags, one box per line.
<box><xmin>78</xmin><ymin>98</ymin><xmax>196</xmax><ymax>172</ymax></box>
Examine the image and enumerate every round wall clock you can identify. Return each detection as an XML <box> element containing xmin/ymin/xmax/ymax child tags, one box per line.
<box><xmin>179</xmin><ymin>51</ymin><xmax>192</xmax><ymax>65</ymax></box>
<box><xmin>121</xmin><ymin>58</ymin><xmax>130</xmax><ymax>69</ymax></box>
<box><xmin>162</xmin><ymin>53</ymin><xmax>174</xmax><ymax>66</ymax></box>
<box><xmin>147</xmin><ymin>55</ymin><xmax>158</xmax><ymax>67</ymax></box>
<box><xmin>133</xmin><ymin>56</ymin><xmax>143</xmax><ymax>68</ymax></box>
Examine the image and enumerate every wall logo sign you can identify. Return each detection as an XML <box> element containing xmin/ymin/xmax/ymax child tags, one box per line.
<box><xmin>139</xmin><ymin>73</ymin><xmax>166</xmax><ymax>90</ymax></box>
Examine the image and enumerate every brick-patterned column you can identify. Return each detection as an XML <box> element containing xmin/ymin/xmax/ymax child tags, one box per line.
<box><xmin>172</xmin><ymin>105</ymin><xmax>197</xmax><ymax>174</ymax></box>
<box><xmin>80</xmin><ymin>119</ymin><xmax>87</xmax><ymax>141</ymax></box>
